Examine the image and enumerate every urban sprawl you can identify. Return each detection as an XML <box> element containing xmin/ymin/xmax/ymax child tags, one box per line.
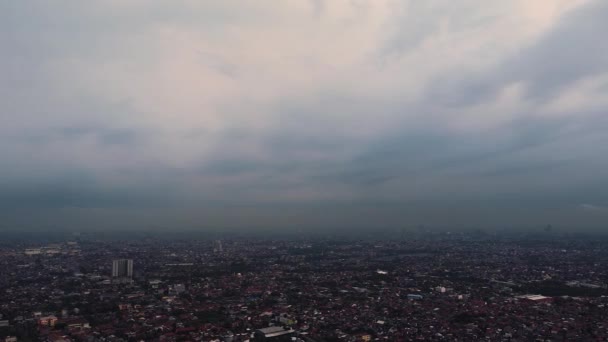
<box><xmin>1</xmin><ymin>233</ymin><xmax>608</xmax><ymax>341</ymax></box>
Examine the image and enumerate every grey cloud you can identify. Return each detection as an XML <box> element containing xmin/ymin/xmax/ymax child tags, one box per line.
<box><xmin>425</xmin><ymin>0</ymin><xmax>608</xmax><ymax>106</ymax></box>
<box><xmin>309</xmin><ymin>0</ymin><xmax>325</xmax><ymax>18</ymax></box>
<box><xmin>1</xmin><ymin>1</ymin><xmax>608</xmax><ymax>230</ymax></box>
<box><xmin>508</xmin><ymin>1</ymin><xmax>608</xmax><ymax>100</ymax></box>
<box><xmin>36</xmin><ymin>125</ymin><xmax>140</xmax><ymax>146</ymax></box>
<box><xmin>378</xmin><ymin>1</ymin><xmax>505</xmax><ymax>60</ymax></box>
<box><xmin>580</xmin><ymin>204</ymin><xmax>608</xmax><ymax>212</ymax></box>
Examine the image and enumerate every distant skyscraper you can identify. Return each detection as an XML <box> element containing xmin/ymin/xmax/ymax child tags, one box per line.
<box><xmin>214</xmin><ymin>240</ymin><xmax>223</xmax><ymax>253</ymax></box>
<box><xmin>112</xmin><ymin>259</ymin><xmax>133</xmax><ymax>278</ymax></box>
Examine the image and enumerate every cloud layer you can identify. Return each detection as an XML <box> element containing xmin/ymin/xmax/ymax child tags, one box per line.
<box><xmin>1</xmin><ymin>0</ymin><xmax>607</xmax><ymax>230</ymax></box>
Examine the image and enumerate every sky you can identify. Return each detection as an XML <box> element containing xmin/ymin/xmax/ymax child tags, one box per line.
<box><xmin>1</xmin><ymin>0</ymin><xmax>607</xmax><ymax>231</ymax></box>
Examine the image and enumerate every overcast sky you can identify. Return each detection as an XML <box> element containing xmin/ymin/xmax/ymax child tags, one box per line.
<box><xmin>1</xmin><ymin>0</ymin><xmax>607</xmax><ymax>231</ymax></box>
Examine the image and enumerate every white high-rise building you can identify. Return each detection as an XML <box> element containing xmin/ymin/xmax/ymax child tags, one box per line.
<box><xmin>112</xmin><ymin>259</ymin><xmax>133</xmax><ymax>278</ymax></box>
<box><xmin>214</xmin><ymin>240</ymin><xmax>223</xmax><ymax>253</ymax></box>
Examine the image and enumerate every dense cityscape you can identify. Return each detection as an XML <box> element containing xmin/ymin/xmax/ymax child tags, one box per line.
<box><xmin>2</xmin><ymin>232</ymin><xmax>608</xmax><ymax>341</ymax></box>
<box><xmin>3</xmin><ymin>0</ymin><xmax>608</xmax><ymax>341</ymax></box>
